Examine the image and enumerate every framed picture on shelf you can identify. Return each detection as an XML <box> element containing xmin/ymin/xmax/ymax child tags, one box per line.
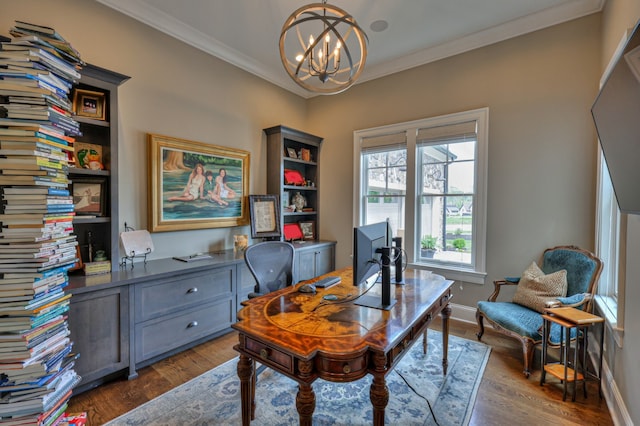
<box><xmin>74</xmin><ymin>142</ymin><xmax>104</xmax><ymax>170</ymax></box>
<box><xmin>286</xmin><ymin>147</ymin><xmax>297</xmax><ymax>158</ymax></box>
<box><xmin>299</xmin><ymin>220</ymin><xmax>316</xmax><ymax>240</ymax></box>
<box><xmin>248</xmin><ymin>194</ymin><xmax>281</xmax><ymax>239</ymax></box>
<box><xmin>72</xmin><ymin>88</ymin><xmax>106</xmax><ymax>120</ymax></box>
<box><xmin>282</xmin><ymin>191</ymin><xmax>290</xmax><ymax>210</ymax></box>
<box><xmin>72</xmin><ymin>178</ymin><xmax>107</xmax><ymax>216</ymax></box>
<box><xmin>68</xmin><ymin>245</ymin><xmax>84</xmax><ymax>272</ymax></box>
<box><xmin>148</xmin><ymin>133</ymin><xmax>250</xmax><ymax>232</ymax></box>
<box><xmin>300</xmin><ymin>148</ymin><xmax>311</xmax><ymax>162</ymax></box>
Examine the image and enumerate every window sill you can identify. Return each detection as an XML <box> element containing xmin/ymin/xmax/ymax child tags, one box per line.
<box><xmin>409</xmin><ymin>262</ymin><xmax>487</xmax><ymax>284</ymax></box>
<box><xmin>595</xmin><ymin>295</ymin><xmax>624</xmax><ymax>348</ymax></box>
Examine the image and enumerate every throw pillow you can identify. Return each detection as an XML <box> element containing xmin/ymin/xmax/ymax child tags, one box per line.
<box><xmin>512</xmin><ymin>261</ymin><xmax>568</xmax><ymax>313</ymax></box>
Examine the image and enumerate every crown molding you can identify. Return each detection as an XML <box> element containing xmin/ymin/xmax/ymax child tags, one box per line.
<box><xmin>97</xmin><ymin>0</ymin><xmax>605</xmax><ymax>98</ymax></box>
<box><xmin>359</xmin><ymin>0</ymin><xmax>606</xmax><ymax>84</ymax></box>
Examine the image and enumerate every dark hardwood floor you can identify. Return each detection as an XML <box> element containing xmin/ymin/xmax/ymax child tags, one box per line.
<box><xmin>67</xmin><ymin>320</ymin><xmax>614</xmax><ymax>425</ymax></box>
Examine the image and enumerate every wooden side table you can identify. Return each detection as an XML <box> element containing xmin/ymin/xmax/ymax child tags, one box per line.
<box><xmin>540</xmin><ymin>307</ymin><xmax>604</xmax><ymax>401</ymax></box>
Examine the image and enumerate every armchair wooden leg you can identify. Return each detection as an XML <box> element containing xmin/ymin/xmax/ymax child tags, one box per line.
<box><xmin>522</xmin><ymin>339</ymin><xmax>535</xmax><ymax>378</ymax></box>
<box><xmin>476</xmin><ymin>310</ymin><xmax>485</xmax><ymax>341</ymax></box>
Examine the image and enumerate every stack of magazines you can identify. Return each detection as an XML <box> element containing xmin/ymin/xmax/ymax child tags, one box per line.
<box><xmin>0</xmin><ymin>21</ymin><xmax>83</xmax><ymax>425</ymax></box>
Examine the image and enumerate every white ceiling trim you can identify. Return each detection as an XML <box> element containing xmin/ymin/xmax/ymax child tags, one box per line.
<box><xmin>96</xmin><ymin>0</ymin><xmax>306</xmax><ymax>96</ymax></box>
<box><xmin>360</xmin><ymin>0</ymin><xmax>606</xmax><ymax>84</ymax></box>
<box><xmin>96</xmin><ymin>0</ymin><xmax>605</xmax><ymax>98</ymax></box>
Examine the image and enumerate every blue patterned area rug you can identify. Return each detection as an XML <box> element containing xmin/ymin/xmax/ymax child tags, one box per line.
<box><xmin>107</xmin><ymin>331</ymin><xmax>490</xmax><ymax>426</ymax></box>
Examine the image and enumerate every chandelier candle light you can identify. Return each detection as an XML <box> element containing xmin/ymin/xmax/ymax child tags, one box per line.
<box><xmin>280</xmin><ymin>0</ymin><xmax>368</xmax><ymax>94</ymax></box>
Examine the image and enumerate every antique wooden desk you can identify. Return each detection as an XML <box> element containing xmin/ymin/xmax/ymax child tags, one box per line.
<box><xmin>232</xmin><ymin>267</ymin><xmax>454</xmax><ymax>426</ymax></box>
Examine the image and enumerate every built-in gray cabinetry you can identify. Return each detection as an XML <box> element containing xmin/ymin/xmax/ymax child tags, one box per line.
<box><xmin>68</xmin><ymin>243</ymin><xmax>336</xmax><ymax>393</ymax></box>
<box><xmin>294</xmin><ymin>241</ymin><xmax>336</xmax><ymax>281</ymax></box>
<box><xmin>68</xmin><ymin>285</ymin><xmax>129</xmax><ymax>394</ymax></box>
<box><xmin>133</xmin><ymin>265</ymin><xmax>235</xmax><ymax>365</ymax></box>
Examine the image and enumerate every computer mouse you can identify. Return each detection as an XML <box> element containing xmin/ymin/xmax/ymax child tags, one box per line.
<box><xmin>298</xmin><ymin>283</ymin><xmax>316</xmax><ymax>293</ymax></box>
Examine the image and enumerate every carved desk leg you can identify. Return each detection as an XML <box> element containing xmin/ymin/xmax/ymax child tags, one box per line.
<box><xmin>237</xmin><ymin>354</ymin><xmax>254</xmax><ymax>426</ymax></box>
<box><xmin>370</xmin><ymin>352</ymin><xmax>389</xmax><ymax>426</ymax></box>
<box><xmin>441</xmin><ymin>303</ymin><xmax>451</xmax><ymax>375</ymax></box>
<box><xmin>296</xmin><ymin>360</ymin><xmax>315</xmax><ymax>426</ymax></box>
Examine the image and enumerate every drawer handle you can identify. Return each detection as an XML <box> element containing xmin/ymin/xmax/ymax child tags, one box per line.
<box><xmin>343</xmin><ymin>364</ymin><xmax>351</xmax><ymax>374</ymax></box>
<box><xmin>187</xmin><ymin>321</ymin><xmax>198</xmax><ymax>328</ymax></box>
<box><xmin>187</xmin><ymin>287</ymin><xmax>198</xmax><ymax>294</ymax></box>
<box><xmin>260</xmin><ymin>348</ymin><xmax>270</xmax><ymax>359</ymax></box>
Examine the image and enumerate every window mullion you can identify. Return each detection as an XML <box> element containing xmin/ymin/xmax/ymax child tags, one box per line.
<box><xmin>404</xmin><ymin>128</ymin><xmax>417</xmax><ymax>260</ymax></box>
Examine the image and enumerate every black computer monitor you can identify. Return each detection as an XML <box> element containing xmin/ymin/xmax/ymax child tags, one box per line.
<box><xmin>353</xmin><ymin>221</ymin><xmax>396</xmax><ymax>310</ymax></box>
<box><xmin>353</xmin><ymin>221</ymin><xmax>388</xmax><ymax>286</ymax></box>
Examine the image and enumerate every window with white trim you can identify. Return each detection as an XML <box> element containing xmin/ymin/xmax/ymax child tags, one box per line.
<box><xmin>360</xmin><ymin>133</ymin><xmax>406</xmax><ymax>238</ymax></box>
<box><xmin>354</xmin><ymin>108</ymin><xmax>488</xmax><ymax>284</ymax></box>
<box><xmin>595</xmin><ymin>147</ymin><xmax>624</xmax><ymax>346</ymax></box>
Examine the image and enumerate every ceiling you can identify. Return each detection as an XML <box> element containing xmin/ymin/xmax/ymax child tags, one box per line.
<box><xmin>96</xmin><ymin>0</ymin><xmax>605</xmax><ymax>98</ymax></box>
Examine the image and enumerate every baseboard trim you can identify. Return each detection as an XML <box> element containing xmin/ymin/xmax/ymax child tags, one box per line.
<box><xmin>449</xmin><ymin>302</ymin><xmax>478</xmax><ymax>324</ymax></box>
<box><xmin>588</xmin><ymin>343</ymin><xmax>633</xmax><ymax>426</ymax></box>
<box><xmin>450</xmin><ymin>303</ymin><xmax>630</xmax><ymax>426</ymax></box>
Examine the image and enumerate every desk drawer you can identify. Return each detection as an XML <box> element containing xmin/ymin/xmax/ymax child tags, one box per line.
<box><xmin>244</xmin><ymin>337</ymin><xmax>293</xmax><ymax>373</ymax></box>
<box><xmin>136</xmin><ymin>266</ymin><xmax>234</xmax><ymax>322</ymax></box>
<box><xmin>135</xmin><ymin>298</ymin><xmax>233</xmax><ymax>363</ymax></box>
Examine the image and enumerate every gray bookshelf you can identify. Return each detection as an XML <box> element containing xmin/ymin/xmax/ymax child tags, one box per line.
<box><xmin>69</xmin><ymin>64</ymin><xmax>129</xmax><ymax>271</ymax></box>
<box><xmin>264</xmin><ymin>125</ymin><xmax>323</xmax><ymax>241</ymax></box>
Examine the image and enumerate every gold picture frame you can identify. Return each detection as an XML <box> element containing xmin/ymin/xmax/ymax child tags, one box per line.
<box><xmin>148</xmin><ymin>133</ymin><xmax>250</xmax><ymax>232</ymax></box>
<box><xmin>72</xmin><ymin>88</ymin><xmax>106</xmax><ymax>120</ymax></box>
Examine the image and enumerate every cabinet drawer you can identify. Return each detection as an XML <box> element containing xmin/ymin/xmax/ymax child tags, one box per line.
<box><xmin>135</xmin><ymin>298</ymin><xmax>233</xmax><ymax>363</ymax></box>
<box><xmin>244</xmin><ymin>336</ymin><xmax>293</xmax><ymax>373</ymax></box>
<box><xmin>136</xmin><ymin>266</ymin><xmax>233</xmax><ymax>322</ymax></box>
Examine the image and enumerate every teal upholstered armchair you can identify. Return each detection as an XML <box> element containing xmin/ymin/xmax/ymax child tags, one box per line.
<box><xmin>476</xmin><ymin>245</ymin><xmax>603</xmax><ymax>377</ymax></box>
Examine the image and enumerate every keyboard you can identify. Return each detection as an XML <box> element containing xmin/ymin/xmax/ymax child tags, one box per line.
<box><xmin>314</xmin><ymin>275</ymin><xmax>341</xmax><ymax>288</ymax></box>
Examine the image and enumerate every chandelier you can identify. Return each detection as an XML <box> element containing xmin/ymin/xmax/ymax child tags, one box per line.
<box><xmin>279</xmin><ymin>1</ymin><xmax>368</xmax><ymax>95</ymax></box>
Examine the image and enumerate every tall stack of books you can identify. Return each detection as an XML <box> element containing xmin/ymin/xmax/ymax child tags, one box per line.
<box><xmin>0</xmin><ymin>21</ymin><xmax>83</xmax><ymax>425</ymax></box>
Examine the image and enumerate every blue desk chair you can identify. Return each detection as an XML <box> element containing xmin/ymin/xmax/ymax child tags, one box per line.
<box><xmin>244</xmin><ymin>241</ymin><xmax>296</xmax><ymax>298</ymax></box>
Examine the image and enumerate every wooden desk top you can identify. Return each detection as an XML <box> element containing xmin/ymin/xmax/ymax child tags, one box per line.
<box><xmin>233</xmin><ymin>268</ymin><xmax>453</xmax><ymax>360</ymax></box>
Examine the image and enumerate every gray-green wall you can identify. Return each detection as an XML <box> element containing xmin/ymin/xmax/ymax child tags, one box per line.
<box><xmin>1</xmin><ymin>1</ymin><xmax>637</xmax><ymax>423</ymax></box>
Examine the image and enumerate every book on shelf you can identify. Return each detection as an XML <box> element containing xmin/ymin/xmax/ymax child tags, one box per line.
<box><xmin>2</xmin><ymin>207</ymin><xmax>75</xmax><ymax>215</ymax></box>
<box><xmin>0</xmin><ymin>178</ymin><xmax>69</xmax><ymax>188</ymax></box>
<box><xmin>0</xmin><ymin>47</ymin><xmax>81</xmax><ymax>82</ymax></box>
<box><xmin>5</xmin><ymin>36</ymin><xmax>81</xmax><ymax>68</ymax></box>
<box><xmin>11</xmin><ymin>21</ymin><xmax>83</xmax><ymax>62</ymax></box>
<box><xmin>0</xmin><ymin>170</ymin><xmax>65</xmax><ymax>179</ymax></box>
<box><xmin>0</xmin><ymin>138</ymin><xmax>74</xmax><ymax>153</ymax></box>
<box><xmin>82</xmin><ymin>261</ymin><xmax>111</xmax><ymax>276</ymax></box>
<box><xmin>0</xmin><ymin>149</ymin><xmax>68</xmax><ymax>161</ymax></box>
<box><xmin>0</xmin><ymin>69</ymin><xmax>72</xmax><ymax>91</ymax></box>
<box><xmin>0</xmin><ymin>82</ymin><xmax>51</xmax><ymax>96</ymax></box>
<box><xmin>3</xmin><ymin>195</ymin><xmax>73</xmax><ymax>204</ymax></box>
<box><xmin>1</xmin><ymin>186</ymin><xmax>69</xmax><ymax>196</ymax></box>
<box><xmin>0</xmin><ymin>226</ymin><xmax>73</xmax><ymax>237</ymax></box>
<box><xmin>12</xmin><ymin>21</ymin><xmax>62</xmax><ymax>38</ymax></box>
<box><xmin>0</xmin><ymin>118</ymin><xmax>66</xmax><ymax>134</ymax></box>
<box><xmin>0</xmin><ymin>76</ymin><xmax>68</xmax><ymax>98</ymax></box>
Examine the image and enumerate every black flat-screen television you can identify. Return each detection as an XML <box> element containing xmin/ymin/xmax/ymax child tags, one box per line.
<box><xmin>353</xmin><ymin>221</ymin><xmax>396</xmax><ymax>310</ymax></box>
<box><xmin>592</xmin><ymin>19</ymin><xmax>640</xmax><ymax>213</ymax></box>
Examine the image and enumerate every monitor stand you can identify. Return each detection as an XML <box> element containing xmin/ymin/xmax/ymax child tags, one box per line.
<box><xmin>355</xmin><ymin>246</ymin><xmax>397</xmax><ymax>310</ymax></box>
<box><xmin>391</xmin><ymin>236</ymin><xmax>404</xmax><ymax>285</ymax></box>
